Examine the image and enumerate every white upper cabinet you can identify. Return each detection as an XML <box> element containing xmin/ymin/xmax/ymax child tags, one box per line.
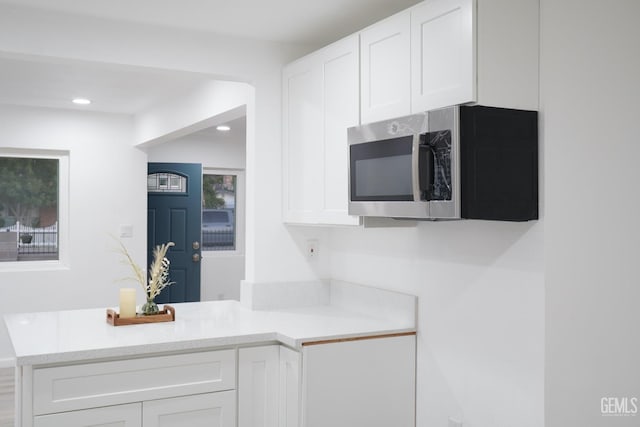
<box><xmin>410</xmin><ymin>0</ymin><xmax>539</xmax><ymax>112</ymax></box>
<box><xmin>282</xmin><ymin>58</ymin><xmax>323</xmax><ymax>224</ymax></box>
<box><xmin>358</xmin><ymin>0</ymin><xmax>538</xmax><ymax>119</ymax></box>
<box><xmin>319</xmin><ymin>35</ymin><xmax>360</xmax><ymax>226</ymax></box>
<box><xmin>283</xmin><ymin>34</ymin><xmax>361</xmax><ymax>226</ymax></box>
<box><xmin>360</xmin><ymin>11</ymin><xmax>411</xmax><ymax>124</ymax></box>
<box><xmin>411</xmin><ymin>0</ymin><xmax>476</xmax><ymax>112</ymax></box>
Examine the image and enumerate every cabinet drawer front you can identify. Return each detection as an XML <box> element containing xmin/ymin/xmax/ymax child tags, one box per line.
<box><xmin>34</xmin><ymin>402</ymin><xmax>142</xmax><ymax>427</ymax></box>
<box><xmin>143</xmin><ymin>390</ymin><xmax>236</xmax><ymax>427</ymax></box>
<box><xmin>33</xmin><ymin>350</ymin><xmax>236</xmax><ymax>415</ymax></box>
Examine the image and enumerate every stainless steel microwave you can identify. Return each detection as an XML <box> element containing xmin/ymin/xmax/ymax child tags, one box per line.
<box><xmin>347</xmin><ymin>105</ymin><xmax>538</xmax><ymax>221</ymax></box>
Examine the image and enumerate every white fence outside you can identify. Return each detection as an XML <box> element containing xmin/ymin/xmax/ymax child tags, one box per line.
<box><xmin>1</xmin><ymin>222</ymin><xmax>58</xmax><ymax>258</ymax></box>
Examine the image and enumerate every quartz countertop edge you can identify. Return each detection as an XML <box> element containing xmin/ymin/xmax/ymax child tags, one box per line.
<box><xmin>4</xmin><ymin>300</ymin><xmax>416</xmax><ymax>366</ymax></box>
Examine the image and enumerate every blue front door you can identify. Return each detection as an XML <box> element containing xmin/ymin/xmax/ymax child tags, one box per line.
<box><xmin>147</xmin><ymin>163</ymin><xmax>202</xmax><ymax>303</ymax></box>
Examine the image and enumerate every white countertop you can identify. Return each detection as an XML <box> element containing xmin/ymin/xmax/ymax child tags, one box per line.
<box><xmin>4</xmin><ymin>300</ymin><xmax>416</xmax><ymax>366</ymax></box>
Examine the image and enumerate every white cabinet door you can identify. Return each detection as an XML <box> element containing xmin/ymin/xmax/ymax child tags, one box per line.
<box><xmin>142</xmin><ymin>392</ymin><xmax>235</xmax><ymax>427</ymax></box>
<box><xmin>32</xmin><ymin>349</ymin><xmax>236</xmax><ymax>415</ymax></box>
<box><xmin>318</xmin><ymin>35</ymin><xmax>360</xmax><ymax>226</ymax></box>
<box><xmin>279</xmin><ymin>346</ymin><xmax>301</xmax><ymax>427</ymax></box>
<box><xmin>34</xmin><ymin>403</ymin><xmax>141</xmax><ymax>427</ymax></box>
<box><xmin>282</xmin><ymin>35</ymin><xmax>360</xmax><ymax>226</ymax></box>
<box><xmin>411</xmin><ymin>0</ymin><xmax>476</xmax><ymax>112</ymax></box>
<box><xmin>282</xmin><ymin>56</ymin><xmax>323</xmax><ymax>224</ymax></box>
<box><xmin>360</xmin><ymin>11</ymin><xmax>411</xmax><ymax>123</ymax></box>
<box><xmin>301</xmin><ymin>335</ymin><xmax>416</xmax><ymax>427</ymax></box>
<box><xmin>238</xmin><ymin>346</ymin><xmax>279</xmax><ymax>427</ymax></box>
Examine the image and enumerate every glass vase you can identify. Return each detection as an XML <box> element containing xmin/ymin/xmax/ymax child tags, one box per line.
<box><xmin>141</xmin><ymin>297</ymin><xmax>159</xmax><ymax>315</ymax></box>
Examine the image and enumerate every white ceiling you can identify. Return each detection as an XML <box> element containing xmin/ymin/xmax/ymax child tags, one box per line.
<box><xmin>0</xmin><ymin>56</ymin><xmax>214</xmax><ymax>115</ymax></box>
<box><xmin>0</xmin><ymin>0</ymin><xmax>421</xmax><ymax>45</ymax></box>
<box><xmin>190</xmin><ymin>116</ymin><xmax>247</xmax><ymax>141</ymax></box>
<box><xmin>0</xmin><ymin>0</ymin><xmax>421</xmax><ymax>123</ymax></box>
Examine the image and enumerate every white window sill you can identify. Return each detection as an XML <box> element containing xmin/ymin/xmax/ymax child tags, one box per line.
<box><xmin>201</xmin><ymin>250</ymin><xmax>244</xmax><ymax>259</ymax></box>
<box><xmin>0</xmin><ymin>260</ymin><xmax>70</xmax><ymax>273</ymax></box>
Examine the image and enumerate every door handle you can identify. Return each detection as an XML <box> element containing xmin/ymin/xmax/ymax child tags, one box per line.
<box><xmin>192</xmin><ymin>241</ymin><xmax>200</xmax><ymax>250</ymax></box>
<box><xmin>192</xmin><ymin>253</ymin><xmax>201</xmax><ymax>263</ymax></box>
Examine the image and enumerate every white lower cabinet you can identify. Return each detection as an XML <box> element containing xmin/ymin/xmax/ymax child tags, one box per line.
<box><xmin>279</xmin><ymin>346</ymin><xmax>302</xmax><ymax>427</ymax></box>
<box><xmin>301</xmin><ymin>335</ymin><xmax>416</xmax><ymax>427</ymax></box>
<box><xmin>143</xmin><ymin>392</ymin><xmax>235</xmax><ymax>427</ymax></box>
<box><xmin>25</xmin><ymin>337</ymin><xmax>415</xmax><ymax>427</ymax></box>
<box><xmin>26</xmin><ymin>350</ymin><xmax>236</xmax><ymax>427</ymax></box>
<box><xmin>238</xmin><ymin>346</ymin><xmax>280</xmax><ymax>427</ymax></box>
<box><xmin>32</xmin><ymin>350</ymin><xmax>236</xmax><ymax>416</ymax></box>
<box><xmin>33</xmin><ymin>392</ymin><xmax>236</xmax><ymax>427</ymax></box>
<box><xmin>33</xmin><ymin>403</ymin><xmax>142</xmax><ymax>427</ymax></box>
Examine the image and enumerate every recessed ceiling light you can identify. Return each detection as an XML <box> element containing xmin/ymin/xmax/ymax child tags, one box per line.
<box><xmin>72</xmin><ymin>98</ymin><xmax>91</xmax><ymax>105</ymax></box>
<box><xmin>216</xmin><ymin>125</ymin><xmax>231</xmax><ymax>132</ymax></box>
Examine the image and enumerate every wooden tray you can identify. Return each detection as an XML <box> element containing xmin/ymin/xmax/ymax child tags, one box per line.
<box><xmin>107</xmin><ymin>305</ymin><xmax>175</xmax><ymax>326</ymax></box>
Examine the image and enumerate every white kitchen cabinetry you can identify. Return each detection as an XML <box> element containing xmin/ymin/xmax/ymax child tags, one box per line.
<box><xmin>31</xmin><ymin>350</ymin><xmax>235</xmax><ymax>415</ymax></box>
<box><xmin>33</xmin><ymin>403</ymin><xmax>141</xmax><ymax>427</ymax></box>
<box><xmin>279</xmin><ymin>346</ymin><xmax>302</xmax><ymax>427</ymax></box>
<box><xmin>411</xmin><ymin>0</ymin><xmax>475</xmax><ymax>112</ymax></box>
<box><xmin>24</xmin><ymin>350</ymin><xmax>236</xmax><ymax>427</ymax></box>
<box><xmin>357</xmin><ymin>0</ymin><xmax>538</xmax><ymax>123</ymax></box>
<box><xmin>411</xmin><ymin>0</ymin><xmax>539</xmax><ymax>112</ymax></box>
<box><xmin>360</xmin><ymin>11</ymin><xmax>411</xmax><ymax>123</ymax></box>
<box><xmin>238</xmin><ymin>346</ymin><xmax>280</xmax><ymax>427</ymax></box>
<box><xmin>301</xmin><ymin>334</ymin><xmax>416</xmax><ymax>427</ymax></box>
<box><xmin>282</xmin><ymin>55</ymin><xmax>322</xmax><ymax>224</ymax></box>
<box><xmin>282</xmin><ymin>34</ymin><xmax>360</xmax><ymax>226</ymax></box>
<box><xmin>35</xmin><ymin>393</ymin><xmax>236</xmax><ymax>427</ymax></box>
<box><xmin>143</xmin><ymin>392</ymin><xmax>236</xmax><ymax>427</ymax></box>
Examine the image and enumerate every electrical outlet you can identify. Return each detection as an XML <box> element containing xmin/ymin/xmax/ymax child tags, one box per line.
<box><xmin>306</xmin><ymin>239</ymin><xmax>318</xmax><ymax>258</ymax></box>
<box><xmin>448</xmin><ymin>417</ymin><xmax>462</xmax><ymax>427</ymax></box>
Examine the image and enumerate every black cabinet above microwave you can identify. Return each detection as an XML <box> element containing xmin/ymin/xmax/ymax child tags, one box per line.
<box><xmin>347</xmin><ymin>105</ymin><xmax>538</xmax><ymax>221</ymax></box>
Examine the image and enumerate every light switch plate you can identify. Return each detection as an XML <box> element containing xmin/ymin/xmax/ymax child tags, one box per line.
<box><xmin>119</xmin><ymin>224</ymin><xmax>133</xmax><ymax>238</ymax></box>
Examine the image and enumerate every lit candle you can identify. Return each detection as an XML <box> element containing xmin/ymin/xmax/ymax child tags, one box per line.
<box><xmin>119</xmin><ymin>288</ymin><xmax>137</xmax><ymax>318</ymax></box>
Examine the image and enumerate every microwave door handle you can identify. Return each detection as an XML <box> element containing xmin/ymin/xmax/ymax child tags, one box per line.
<box><xmin>415</xmin><ymin>135</ymin><xmax>433</xmax><ymax>201</ymax></box>
<box><xmin>411</xmin><ymin>134</ymin><xmax>422</xmax><ymax>201</ymax></box>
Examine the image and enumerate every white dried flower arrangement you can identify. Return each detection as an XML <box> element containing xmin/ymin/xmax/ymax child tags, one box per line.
<box><xmin>117</xmin><ymin>239</ymin><xmax>175</xmax><ymax>300</ymax></box>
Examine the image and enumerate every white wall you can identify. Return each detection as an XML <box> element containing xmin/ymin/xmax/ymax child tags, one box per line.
<box><xmin>135</xmin><ymin>80</ymin><xmax>248</xmax><ymax>145</ymax></box>
<box><xmin>0</xmin><ymin>3</ymin><xmax>325</xmax><ymax>306</ymax></box>
<box><xmin>146</xmin><ymin>126</ymin><xmax>246</xmax><ymax>170</ymax></box>
<box><xmin>146</xmin><ymin>125</ymin><xmax>247</xmax><ymax>301</ymax></box>
<box><xmin>0</xmin><ymin>105</ymin><xmax>147</xmax><ymax>361</ymax></box>
<box><xmin>542</xmin><ymin>1</ymin><xmax>640</xmax><ymax>426</ymax></box>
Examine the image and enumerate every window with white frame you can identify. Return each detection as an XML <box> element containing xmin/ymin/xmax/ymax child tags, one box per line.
<box><xmin>0</xmin><ymin>154</ymin><xmax>65</xmax><ymax>262</ymax></box>
<box><xmin>202</xmin><ymin>170</ymin><xmax>243</xmax><ymax>252</ymax></box>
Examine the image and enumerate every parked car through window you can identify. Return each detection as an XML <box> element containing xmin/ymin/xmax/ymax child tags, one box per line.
<box><xmin>202</xmin><ymin>208</ymin><xmax>235</xmax><ymax>249</ymax></box>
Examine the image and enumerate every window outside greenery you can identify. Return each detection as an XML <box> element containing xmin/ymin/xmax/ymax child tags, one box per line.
<box><xmin>0</xmin><ymin>157</ymin><xmax>59</xmax><ymax>261</ymax></box>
